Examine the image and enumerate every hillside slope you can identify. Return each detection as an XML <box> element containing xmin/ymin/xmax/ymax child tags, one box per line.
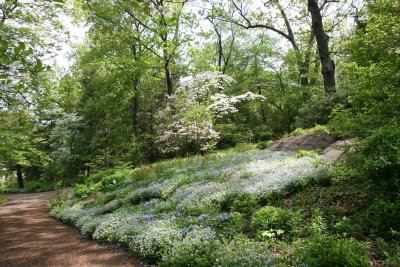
<box><xmin>52</xmin><ymin>147</ymin><xmax>377</xmax><ymax>266</ymax></box>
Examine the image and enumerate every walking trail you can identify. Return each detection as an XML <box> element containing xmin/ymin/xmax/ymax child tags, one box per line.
<box><xmin>0</xmin><ymin>192</ymin><xmax>145</xmax><ymax>267</ymax></box>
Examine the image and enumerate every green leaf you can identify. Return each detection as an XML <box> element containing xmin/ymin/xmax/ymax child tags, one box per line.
<box><xmin>0</xmin><ymin>40</ymin><xmax>9</xmax><ymax>52</ymax></box>
<box><xmin>14</xmin><ymin>42</ymin><xmax>26</xmax><ymax>55</ymax></box>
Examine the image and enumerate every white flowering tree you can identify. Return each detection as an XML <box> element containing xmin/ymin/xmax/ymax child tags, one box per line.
<box><xmin>156</xmin><ymin>72</ymin><xmax>265</xmax><ymax>155</ymax></box>
<box><xmin>156</xmin><ymin>95</ymin><xmax>219</xmax><ymax>155</ymax></box>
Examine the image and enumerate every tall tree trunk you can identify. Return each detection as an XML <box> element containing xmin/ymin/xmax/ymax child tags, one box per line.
<box><xmin>132</xmin><ymin>78</ymin><xmax>141</xmax><ymax>137</ymax></box>
<box><xmin>300</xmin><ymin>30</ymin><xmax>316</xmax><ymax>87</ymax></box>
<box><xmin>165</xmin><ymin>60</ymin><xmax>173</xmax><ymax>96</ymax></box>
<box><xmin>308</xmin><ymin>0</ymin><xmax>336</xmax><ymax>94</ymax></box>
<box><xmin>16</xmin><ymin>164</ymin><xmax>24</xmax><ymax>189</ymax></box>
<box><xmin>258</xmin><ymin>86</ymin><xmax>267</xmax><ymax>124</ymax></box>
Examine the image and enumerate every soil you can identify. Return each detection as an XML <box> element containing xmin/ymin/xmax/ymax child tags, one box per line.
<box><xmin>0</xmin><ymin>192</ymin><xmax>147</xmax><ymax>267</ymax></box>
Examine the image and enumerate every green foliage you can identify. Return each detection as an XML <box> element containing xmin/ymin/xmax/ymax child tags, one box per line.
<box><xmin>295</xmin><ymin>93</ymin><xmax>336</xmax><ymax>129</ymax></box>
<box><xmin>295</xmin><ymin>150</ymin><xmax>320</xmax><ymax>159</ymax></box>
<box><xmin>356</xmin><ymin>199</ymin><xmax>400</xmax><ymax>239</ymax></box>
<box><xmin>0</xmin><ymin>111</ymin><xmax>50</xmax><ymax>170</ymax></box>
<box><xmin>220</xmin><ymin>192</ymin><xmax>258</xmax><ymax>216</ymax></box>
<box><xmin>1</xmin><ymin>176</ymin><xmax>56</xmax><ymax>193</ymax></box>
<box><xmin>256</xmin><ymin>141</ymin><xmax>273</xmax><ymax>150</ymax></box>
<box><xmin>24</xmin><ymin>180</ymin><xmax>55</xmax><ymax>193</ymax></box>
<box><xmin>161</xmin><ymin>229</ymin><xmax>221</xmax><ymax>267</ymax></box>
<box><xmin>293</xmin><ymin>235</ymin><xmax>371</xmax><ymax>267</ymax></box>
<box><xmin>98</xmin><ymin>169</ymin><xmax>133</xmax><ymax>193</ymax></box>
<box><xmin>73</xmin><ymin>184</ymin><xmax>94</xmax><ymax>198</ymax></box>
<box><xmin>357</xmin><ymin>127</ymin><xmax>400</xmax><ymax>187</ymax></box>
<box><xmin>251</xmin><ymin>206</ymin><xmax>302</xmax><ymax>240</ymax></box>
<box><xmin>308</xmin><ymin>208</ymin><xmax>328</xmax><ymax>236</ymax></box>
<box><xmin>290</xmin><ymin>124</ymin><xmax>330</xmax><ymax>137</ymax></box>
<box><xmin>330</xmin><ymin>0</ymin><xmax>400</xmax><ymax>138</ymax></box>
<box><xmin>377</xmin><ymin>239</ymin><xmax>400</xmax><ymax>266</ymax></box>
<box><xmin>215</xmin><ymin>124</ymin><xmax>255</xmax><ymax>149</ymax></box>
<box><xmin>283</xmin><ymin>171</ymin><xmax>333</xmax><ymax>196</ymax></box>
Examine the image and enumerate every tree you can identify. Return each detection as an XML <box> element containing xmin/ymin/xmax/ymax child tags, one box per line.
<box><xmin>0</xmin><ymin>111</ymin><xmax>50</xmax><ymax>188</ymax></box>
<box><xmin>330</xmin><ymin>0</ymin><xmax>400</xmax><ymax>137</ymax></box>
<box><xmin>308</xmin><ymin>0</ymin><xmax>336</xmax><ymax>94</ymax></box>
<box><xmin>0</xmin><ymin>0</ymin><xmax>65</xmax><ymax>108</ymax></box>
<box><xmin>82</xmin><ymin>0</ymin><xmax>192</xmax><ymax>96</ymax></box>
<box><xmin>156</xmin><ymin>72</ymin><xmax>265</xmax><ymax>155</ymax></box>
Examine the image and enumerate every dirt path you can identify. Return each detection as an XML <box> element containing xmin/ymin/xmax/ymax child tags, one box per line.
<box><xmin>0</xmin><ymin>192</ymin><xmax>146</xmax><ymax>267</ymax></box>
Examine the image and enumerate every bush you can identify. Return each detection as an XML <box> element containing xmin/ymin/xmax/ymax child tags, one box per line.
<box><xmin>295</xmin><ymin>150</ymin><xmax>320</xmax><ymax>159</ymax></box>
<box><xmin>220</xmin><ymin>192</ymin><xmax>258</xmax><ymax>216</ymax></box>
<box><xmin>73</xmin><ymin>184</ymin><xmax>94</xmax><ymax>198</ymax></box>
<box><xmin>251</xmin><ymin>206</ymin><xmax>302</xmax><ymax>240</ymax></box>
<box><xmin>358</xmin><ymin>126</ymin><xmax>400</xmax><ymax>188</ymax></box>
<box><xmin>295</xmin><ymin>91</ymin><xmax>335</xmax><ymax>129</ymax></box>
<box><xmin>256</xmin><ymin>141</ymin><xmax>273</xmax><ymax>150</ymax></box>
<box><xmin>290</xmin><ymin>124</ymin><xmax>330</xmax><ymax>137</ymax></box>
<box><xmin>356</xmin><ymin>199</ymin><xmax>400</xmax><ymax>239</ymax></box>
<box><xmin>24</xmin><ymin>180</ymin><xmax>55</xmax><ymax>192</ymax></box>
<box><xmin>215</xmin><ymin>123</ymin><xmax>254</xmax><ymax>149</ymax></box>
<box><xmin>99</xmin><ymin>169</ymin><xmax>132</xmax><ymax>193</ymax></box>
<box><xmin>294</xmin><ymin>235</ymin><xmax>371</xmax><ymax>267</ymax></box>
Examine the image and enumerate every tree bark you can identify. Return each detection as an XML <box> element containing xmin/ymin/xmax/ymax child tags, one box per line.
<box><xmin>308</xmin><ymin>0</ymin><xmax>336</xmax><ymax>94</ymax></box>
<box><xmin>164</xmin><ymin>59</ymin><xmax>174</xmax><ymax>96</ymax></box>
<box><xmin>132</xmin><ymin>78</ymin><xmax>141</xmax><ymax>137</ymax></box>
<box><xmin>16</xmin><ymin>164</ymin><xmax>24</xmax><ymax>189</ymax></box>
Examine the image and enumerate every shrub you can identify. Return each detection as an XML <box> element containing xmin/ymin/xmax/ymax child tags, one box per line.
<box><xmin>220</xmin><ymin>191</ymin><xmax>258</xmax><ymax>216</ymax></box>
<box><xmin>295</xmin><ymin>150</ymin><xmax>320</xmax><ymax>159</ymax></box>
<box><xmin>251</xmin><ymin>206</ymin><xmax>302</xmax><ymax>240</ymax></box>
<box><xmin>24</xmin><ymin>180</ymin><xmax>55</xmax><ymax>192</ymax></box>
<box><xmin>293</xmin><ymin>235</ymin><xmax>371</xmax><ymax>267</ymax></box>
<box><xmin>73</xmin><ymin>183</ymin><xmax>94</xmax><ymax>198</ymax></box>
<box><xmin>290</xmin><ymin>124</ymin><xmax>330</xmax><ymax>137</ymax></box>
<box><xmin>99</xmin><ymin>169</ymin><xmax>132</xmax><ymax>193</ymax></box>
<box><xmin>358</xmin><ymin>126</ymin><xmax>400</xmax><ymax>188</ymax></box>
<box><xmin>294</xmin><ymin>90</ymin><xmax>335</xmax><ymax>129</ymax></box>
<box><xmin>256</xmin><ymin>141</ymin><xmax>273</xmax><ymax>150</ymax></box>
<box><xmin>356</xmin><ymin>199</ymin><xmax>400</xmax><ymax>239</ymax></box>
<box><xmin>86</xmin><ymin>169</ymin><xmax>116</xmax><ymax>184</ymax></box>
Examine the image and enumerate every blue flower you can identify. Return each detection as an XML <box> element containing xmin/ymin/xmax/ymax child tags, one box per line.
<box><xmin>196</xmin><ymin>214</ymin><xmax>209</xmax><ymax>221</ymax></box>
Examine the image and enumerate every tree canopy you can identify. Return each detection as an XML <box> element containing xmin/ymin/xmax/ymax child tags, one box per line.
<box><xmin>0</xmin><ymin>0</ymin><xmax>398</xmax><ymax>192</ymax></box>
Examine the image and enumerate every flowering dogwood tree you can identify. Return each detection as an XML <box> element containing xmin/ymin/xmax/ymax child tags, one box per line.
<box><xmin>156</xmin><ymin>95</ymin><xmax>219</xmax><ymax>155</ymax></box>
<box><xmin>156</xmin><ymin>72</ymin><xmax>265</xmax><ymax>155</ymax></box>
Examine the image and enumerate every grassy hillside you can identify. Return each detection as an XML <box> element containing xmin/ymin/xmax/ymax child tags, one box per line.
<box><xmin>51</xmin><ymin>146</ymin><xmax>398</xmax><ymax>266</ymax></box>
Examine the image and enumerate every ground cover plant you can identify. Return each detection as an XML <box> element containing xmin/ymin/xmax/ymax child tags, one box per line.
<box><xmin>52</xmin><ymin>147</ymin><xmax>375</xmax><ymax>266</ymax></box>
